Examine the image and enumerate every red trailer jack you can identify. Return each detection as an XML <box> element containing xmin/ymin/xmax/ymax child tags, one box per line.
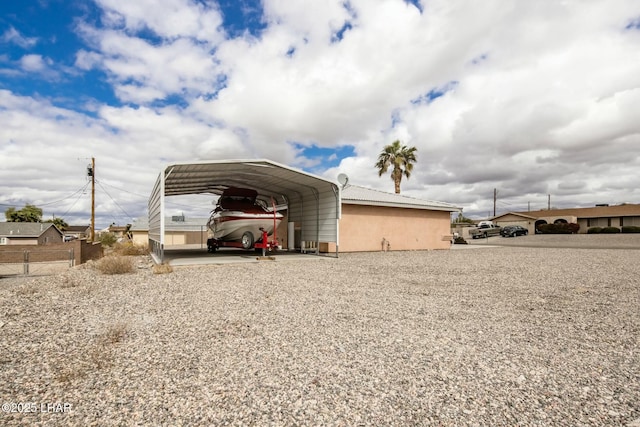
<box><xmin>253</xmin><ymin>227</ymin><xmax>274</xmax><ymax>257</ymax></box>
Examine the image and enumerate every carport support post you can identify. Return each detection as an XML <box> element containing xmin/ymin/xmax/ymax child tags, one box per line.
<box><xmin>335</xmin><ymin>218</ymin><xmax>339</xmax><ymax>258</ymax></box>
<box><xmin>288</xmin><ymin>222</ymin><xmax>295</xmax><ymax>251</ymax></box>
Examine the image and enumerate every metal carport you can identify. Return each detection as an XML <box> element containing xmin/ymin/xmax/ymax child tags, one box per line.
<box><xmin>148</xmin><ymin>159</ymin><xmax>341</xmax><ymax>262</ymax></box>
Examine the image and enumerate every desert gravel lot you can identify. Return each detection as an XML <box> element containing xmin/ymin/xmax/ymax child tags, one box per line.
<box><xmin>1</xmin><ymin>235</ymin><xmax>639</xmax><ymax>426</ymax></box>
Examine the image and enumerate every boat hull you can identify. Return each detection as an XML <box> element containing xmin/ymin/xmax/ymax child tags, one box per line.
<box><xmin>209</xmin><ymin>211</ymin><xmax>282</xmax><ymax>242</ymax></box>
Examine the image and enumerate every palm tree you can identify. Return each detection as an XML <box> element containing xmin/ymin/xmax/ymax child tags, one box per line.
<box><xmin>375</xmin><ymin>140</ymin><xmax>418</xmax><ymax>194</ymax></box>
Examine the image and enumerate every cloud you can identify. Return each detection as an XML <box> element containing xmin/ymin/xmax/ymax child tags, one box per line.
<box><xmin>2</xmin><ymin>0</ymin><xmax>640</xmax><ymax>226</ymax></box>
<box><xmin>95</xmin><ymin>0</ymin><xmax>225</xmax><ymax>42</ymax></box>
<box><xmin>19</xmin><ymin>54</ymin><xmax>49</xmax><ymax>72</ymax></box>
<box><xmin>1</xmin><ymin>26</ymin><xmax>38</xmax><ymax>48</ymax></box>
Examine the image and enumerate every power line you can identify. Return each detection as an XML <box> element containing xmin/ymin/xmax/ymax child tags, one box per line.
<box><xmin>40</xmin><ymin>183</ymin><xmax>91</xmax><ymax>206</ymax></box>
<box><xmin>58</xmin><ymin>183</ymin><xmax>91</xmax><ymax>219</ymax></box>
<box><xmin>0</xmin><ymin>182</ymin><xmax>90</xmax><ymax>208</ymax></box>
<box><xmin>97</xmin><ymin>180</ymin><xmax>150</xmax><ymax>200</ymax></box>
<box><xmin>97</xmin><ymin>181</ymin><xmax>134</xmax><ymax>222</ymax></box>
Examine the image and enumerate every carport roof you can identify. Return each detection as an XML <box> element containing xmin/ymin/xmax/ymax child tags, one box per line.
<box><xmin>149</xmin><ymin>160</ymin><xmax>341</xmax><ymax>259</ymax></box>
<box><xmin>162</xmin><ymin>159</ymin><xmax>337</xmax><ymax>200</ymax></box>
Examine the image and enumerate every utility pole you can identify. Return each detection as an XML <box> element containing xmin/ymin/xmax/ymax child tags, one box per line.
<box><xmin>88</xmin><ymin>157</ymin><xmax>95</xmax><ymax>241</ymax></box>
<box><xmin>493</xmin><ymin>188</ymin><xmax>497</xmax><ymax>217</ymax></box>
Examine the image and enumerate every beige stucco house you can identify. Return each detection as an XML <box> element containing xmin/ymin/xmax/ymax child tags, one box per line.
<box><xmin>337</xmin><ymin>185</ymin><xmax>460</xmax><ymax>252</ymax></box>
<box><xmin>491</xmin><ymin>203</ymin><xmax>640</xmax><ymax>234</ymax></box>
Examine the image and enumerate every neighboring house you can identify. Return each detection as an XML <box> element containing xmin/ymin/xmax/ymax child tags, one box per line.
<box><xmin>108</xmin><ymin>224</ymin><xmax>131</xmax><ymax>239</ymax></box>
<box><xmin>63</xmin><ymin>225</ymin><xmax>91</xmax><ymax>241</ymax></box>
<box><xmin>0</xmin><ymin>222</ymin><xmax>64</xmax><ymax>245</ymax></box>
<box><xmin>492</xmin><ymin>204</ymin><xmax>640</xmax><ymax>234</ymax></box>
<box><xmin>130</xmin><ymin>216</ymin><xmax>210</xmax><ymax>247</ymax></box>
<box><xmin>338</xmin><ymin>185</ymin><xmax>461</xmax><ymax>252</ymax></box>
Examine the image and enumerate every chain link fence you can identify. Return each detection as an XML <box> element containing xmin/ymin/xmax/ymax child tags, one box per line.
<box><xmin>0</xmin><ymin>249</ymin><xmax>75</xmax><ymax>277</ymax></box>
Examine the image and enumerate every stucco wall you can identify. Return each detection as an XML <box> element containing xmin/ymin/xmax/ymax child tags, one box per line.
<box><xmin>338</xmin><ymin>204</ymin><xmax>452</xmax><ymax>252</ymax></box>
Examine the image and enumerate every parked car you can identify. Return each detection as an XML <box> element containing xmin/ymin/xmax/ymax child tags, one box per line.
<box><xmin>500</xmin><ymin>225</ymin><xmax>529</xmax><ymax>237</ymax></box>
<box><xmin>470</xmin><ymin>222</ymin><xmax>502</xmax><ymax>239</ymax></box>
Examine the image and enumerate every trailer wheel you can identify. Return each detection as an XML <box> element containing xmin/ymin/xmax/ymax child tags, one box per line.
<box><xmin>241</xmin><ymin>231</ymin><xmax>254</xmax><ymax>249</ymax></box>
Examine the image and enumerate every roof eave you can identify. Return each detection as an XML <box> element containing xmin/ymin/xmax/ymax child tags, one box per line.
<box><xmin>342</xmin><ymin>199</ymin><xmax>461</xmax><ymax>212</ymax></box>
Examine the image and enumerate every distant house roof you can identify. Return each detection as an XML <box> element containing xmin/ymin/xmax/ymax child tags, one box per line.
<box><xmin>510</xmin><ymin>204</ymin><xmax>640</xmax><ymax>219</ymax></box>
<box><xmin>492</xmin><ymin>212</ymin><xmax>539</xmax><ymax>221</ymax></box>
<box><xmin>65</xmin><ymin>225</ymin><xmax>91</xmax><ymax>233</ymax></box>
<box><xmin>0</xmin><ymin>222</ymin><xmax>62</xmax><ymax>237</ymax></box>
<box><xmin>341</xmin><ymin>185</ymin><xmax>461</xmax><ymax>212</ymax></box>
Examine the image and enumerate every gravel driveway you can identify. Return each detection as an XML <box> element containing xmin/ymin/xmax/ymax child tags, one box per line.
<box><xmin>1</xmin><ymin>237</ymin><xmax>639</xmax><ymax>426</ymax></box>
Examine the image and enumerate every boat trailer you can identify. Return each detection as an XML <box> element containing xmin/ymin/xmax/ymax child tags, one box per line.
<box><xmin>207</xmin><ymin>227</ymin><xmax>280</xmax><ymax>256</ymax></box>
<box><xmin>207</xmin><ymin>197</ymin><xmax>281</xmax><ymax>256</ymax></box>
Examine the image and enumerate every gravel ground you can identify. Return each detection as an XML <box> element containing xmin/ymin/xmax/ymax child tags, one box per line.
<box><xmin>1</xmin><ymin>237</ymin><xmax>639</xmax><ymax>426</ymax></box>
<box><xmin>466</xmin><ymin>233</ymin><xmax>640</xmax><ymax>250</ymax></box>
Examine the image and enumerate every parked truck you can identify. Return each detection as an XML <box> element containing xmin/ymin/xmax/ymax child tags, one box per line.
<box><xmin>470</xmin><ymin>221</ymin><xmax>502</xmax><ymax>239</ymax></box>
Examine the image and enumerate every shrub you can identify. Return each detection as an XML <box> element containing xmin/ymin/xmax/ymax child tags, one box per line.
<box><xmin>453</xmin><ymin>236</ymin><xmax>468</xmax><ymax>245</ymax></box>
<box><xmin>153</xmin><ymin>263</ymin><xmax>174</xmax><ymax>274</ymax></box>
<box><xmin>98</xmin><ymin>232</ymin><xmax>118</xmax><ymax>247</ymax></box>
<box><xmin>587</xmin><ymin>227</ymin><xmax>602</xmax><ymax>234</ymax></box>
<box><xmin>537</xmin><ymin>223</ymin><xmax>580</xmax><ymax>234</ymax></box>
<box><xmin>600</xmin><ymin>226</ymin><xmax>621</xmax><ymax>234</ymax></box>
<box><xmin>113</xmin><ymin>241</ymin><xmax>148</xmax><ymax>256</ymax></box>
<box><xmin>100</xmin><ymin>322</ymin><xmax>129</xmax><ymax>345</ymax></box>
<box><xmin>95</xmin><ymin>255</ymin><xmax>135</xmax><ymax>274</ymax></box>
<box><xmin>622</xmin><ymin>226</ymin><xmax>640</xmax><ymax>233</ymax></box>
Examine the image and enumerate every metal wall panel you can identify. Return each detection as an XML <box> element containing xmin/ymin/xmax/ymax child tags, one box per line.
<box><xmin>148</xmin><ymin>172</ymin><xmax>163</xmax><ymax>244</ymax></box>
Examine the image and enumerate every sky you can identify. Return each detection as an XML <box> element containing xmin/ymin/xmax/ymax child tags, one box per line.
<box><xmin>1</xmin><ymin>0</ymin><xmax>639</xmax><ymax>228</ymax></box>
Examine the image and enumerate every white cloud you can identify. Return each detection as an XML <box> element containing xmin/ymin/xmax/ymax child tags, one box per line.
<box><xmin>1</xmin><ymin>26</ymin><xmax>38</xmax><ymax>48</ymax></box>
<box><xmin>95</xmin><ymin>0</ymin><xmax>225</xmax><ymax>43</ymax></box>
<box><xmin>2</xmin><ymin>0</ymin><xmax>640</xmax><ymax>225</ymax></box>
<box><xmin>19</xmin><ymin>54</ymin><xmax>48</xmax><ymax>72</ymax></box>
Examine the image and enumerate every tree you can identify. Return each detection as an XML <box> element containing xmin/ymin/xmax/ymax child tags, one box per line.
<box><xmin>5</xmin><ymin>204</ymin><xmax>43</xmax><ymax>222</ymax></box>
<box><xmin>45</xmin><ymin>217</ymin><xmax>69</xmax><ymax>231</ymax></box>
<box><xmin>452</xmin><ymin>212</ymin><xmax>474</xmax><ymax>225</ymax></box>
<box><xmin>375</xmin><ymin>140</ymin><xmax>418</xmax><ymax>194</ymax></box>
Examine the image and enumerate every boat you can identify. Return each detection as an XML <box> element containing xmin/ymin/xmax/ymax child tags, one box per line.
<box><xmin>207</xmin><ymin>187</ymin><xmax>283</xmax><ymax>249</ymax></box>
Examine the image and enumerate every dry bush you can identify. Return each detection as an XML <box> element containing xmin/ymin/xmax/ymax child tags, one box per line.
<box><xmin>59</xmin><ymin>275</ymin><xmax>79</xmax><ymax>288</ymax></box>
<box><xmin>15</xmin><ymin>283</ymin><xmax>39</xmax><ymax>295</ymax></box>
<box><xmin>152</xmin><ymin>263</ymin><xmax>173</xmax><ymax>274</ymax></box>
<box><xmin>100</xmin><ymin>322</ymin><xmax>128</xmax><ymax>345</ymax></box>
<box><xmin>112</xmin><ymin>241</ymin><xmax>148</xmax><ymax>256</ymax></box>
<box><xmin>55</xmin><ymin>366</ymin><xmax>87</xmax><ymax>383</ymax></box>
<box><xmin>56</xmin><ymin>322</ymin><xmax>129</xmax><ymax>383</ymax></box>
<box><xmin>95</xmin><ymin>255</ymin><xmax>135</xmax><ymax>275</ymax></box>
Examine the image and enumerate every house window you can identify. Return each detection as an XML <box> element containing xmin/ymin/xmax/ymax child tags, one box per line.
<box><xmin>620</xmin><ymin>217</ymin><xmax>624</xmax><ymax>227</ymax></box>
<box><xmin>0</xmin><ymin>237</ymin><xmax>6</xmax><ymax>245</ymax></box>
<box><xmin>607</xmin><ymin>218</ymin><xmax>611</xmax><ymax>227</ymax></box>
